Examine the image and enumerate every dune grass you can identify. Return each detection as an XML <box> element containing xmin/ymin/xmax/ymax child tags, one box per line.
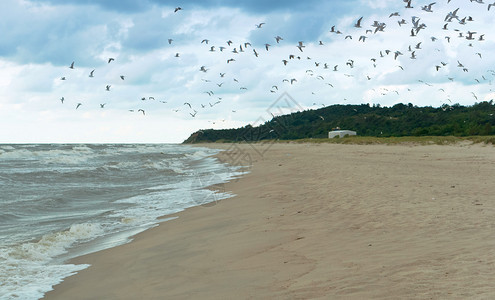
<box><xmin>279</xmin><ymin>136</ymin><xmax>495</xmax><ymax>145</ymax></box>
<box><xmin>200</xmin><ymin>136</ymin><xmax>495</xmax><ymax>146</ymax></box>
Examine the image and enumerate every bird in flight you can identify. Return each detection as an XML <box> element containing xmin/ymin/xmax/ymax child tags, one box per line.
<box><xmin>76</xmin><ymin>103</ymin><xmax>82</xmax><ymax>109</ymax></box>
<box><xmin>69</xmin><ymin>61</ymin><xmax>74</xmax><ymax>69</ymax></box>
<box><xmin>256</xmin><ymin>23</ymin><xmax>265</xmax><ymax>28</ymax></box>
<box><xmin>354</xmin><ymin>16</ymin><xmax>363</xmax><ymax>28</ymax></box>
<box><xmin>89</xmin><ymin>70</ymin><xmax>95</xmax><ymax>77</ymax></box>
<box><xmin>421</xmin><ymin>2</ymin><xmax>436</xmax><ymax>12</ymax></box>
<box><xmin>174</xmin><ymin>7</ymin><xmax>182</xmax><ymax>12</ymax></box>
<box><xmin>108</xmin><ymin>58</ymin><xmax>114</xmax><ymax>64</ymax></box>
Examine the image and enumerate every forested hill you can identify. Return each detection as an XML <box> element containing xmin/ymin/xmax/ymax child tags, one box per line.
<box><xmin>183</xmin><ymin>101</ymin><xmax>495</xmax><ymax>143</ymax></box>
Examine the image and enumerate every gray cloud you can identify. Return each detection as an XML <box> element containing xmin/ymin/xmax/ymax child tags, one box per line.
<box><xmin>29</xmin><ymin>0</ymin><xmax>330</xmax><ymax>13</ymax></box>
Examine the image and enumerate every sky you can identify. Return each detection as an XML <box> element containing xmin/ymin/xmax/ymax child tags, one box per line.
<box><xmin>1</xmin><ymin>0</ymin><xmax>494</xmax><ymax>143</ymax></box>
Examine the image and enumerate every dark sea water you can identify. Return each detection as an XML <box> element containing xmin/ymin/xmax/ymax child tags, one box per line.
<box><xmin>0</xmin><ymin>144</ymin><xmax>243</xmax><ymax>299</ymax></box>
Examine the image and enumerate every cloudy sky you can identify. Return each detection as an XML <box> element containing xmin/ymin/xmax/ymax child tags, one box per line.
<box><xmin>1</xmin><ymin>0</ymin><xmax>494</xmax><ymax>143</ymax></box>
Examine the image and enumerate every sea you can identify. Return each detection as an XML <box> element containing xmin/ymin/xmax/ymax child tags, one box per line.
<box><xmin>0</xmin><ymin>144</ymin><xmax>244</xmax><ymax>300</ymax></box>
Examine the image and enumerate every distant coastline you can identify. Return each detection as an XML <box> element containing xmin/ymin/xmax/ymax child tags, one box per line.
<box><xmin>183</xmin><ymin>101</ymin><xmax>495</xmax><ymax>144</ymax></box>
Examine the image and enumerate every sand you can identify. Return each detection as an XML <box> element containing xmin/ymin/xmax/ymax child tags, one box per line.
<box><xmin>44</xmin><ymin>142</ymin><xmax>495</xmax><ymax>299</ymax></box>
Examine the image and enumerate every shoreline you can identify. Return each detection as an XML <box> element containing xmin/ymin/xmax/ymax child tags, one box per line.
<box><xmin>44</xmin><ymin>142</ymin><xmax>495</xmax><ymax>299</ymax></box>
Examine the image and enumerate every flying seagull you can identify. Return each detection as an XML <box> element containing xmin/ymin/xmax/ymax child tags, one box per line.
<box><xmin>354</xmin><ymin>16</ymin><xmax>363</xmax><ymax>28</ymax></box>
<box><xmin>421</xmin><ymin>2</ymin><xmax>436</xmax><ymax>12</ymax></box>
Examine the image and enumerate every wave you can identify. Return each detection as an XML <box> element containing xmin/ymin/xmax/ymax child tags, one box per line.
<box><xmin>0</xmin><ymin>223</ymin><xmax>103</xmax><ymax>299</ymax></box>
<box><xmin>0</xmin><ymin>144</ymin><xmax>247</xmax><ymax>299</ymax></box>
<box><xmin>0</xmin><ymin>145</ymin><xmax>95</xmax><ymax>165</ymax></box>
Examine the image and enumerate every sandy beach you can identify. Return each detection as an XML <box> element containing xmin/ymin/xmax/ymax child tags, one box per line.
<box><xmin>44</xmin><ymin>142</ymin><xmax>495</xmax><ymax>299</ymax></box>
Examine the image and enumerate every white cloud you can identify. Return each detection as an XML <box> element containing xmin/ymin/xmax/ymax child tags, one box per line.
<box><xmin>1</xmin><ymin>0</ymin><xmax>495</xmax><ymax>143</ymax></box>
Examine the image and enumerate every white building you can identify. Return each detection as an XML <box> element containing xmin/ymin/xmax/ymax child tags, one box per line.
<box><xmin>328</xmin><ymin>130</ymin><xmax>357</xmax><ymax>138</ymax></box>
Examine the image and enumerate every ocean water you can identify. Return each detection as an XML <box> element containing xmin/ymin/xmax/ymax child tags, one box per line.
<box><xmin>0</xmin><ymin>144</ymin><xmax>244</xmax><ymax>300</ymax></box>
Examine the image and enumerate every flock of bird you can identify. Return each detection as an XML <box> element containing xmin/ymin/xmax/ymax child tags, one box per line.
<box><xmin>56</xmin><ymin>1</ymin><xmax>495</xmax><ymax>123</ymax></box>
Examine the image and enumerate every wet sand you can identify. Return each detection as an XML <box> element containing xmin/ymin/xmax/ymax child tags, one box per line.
<box><xmin>44</xmin><ymin>142</ymin><xmax>495</xmax><ymax>299</ymax></box>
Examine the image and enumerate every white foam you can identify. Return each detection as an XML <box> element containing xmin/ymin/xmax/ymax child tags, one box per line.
<box><xmin>142</xmin><ymin>159</ymin><xmax>187</xmax><ymax>174</ymax></box>
<box><xmin>8</xmin><ymin>223</ymin><xmax>103</xmax><ymax>262</ymax></box>
<box><xmin>0</xmin><ymin>223</ymin><xmax>102</xmax><ymax>299</ymax></box>
<box><xmin>0</xmin><ymin>144</ymin><xmax>248</xmax><ymax>299</ymax></box>
<box><xmin>0</xmin><ymin>258</ymin><xmax>88</xmax><ymax>300</ymax></box>
<box><xmin>185</xmin><ymin>149</ymin><xmax>216</xmax><ymax>160</ymax></box>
